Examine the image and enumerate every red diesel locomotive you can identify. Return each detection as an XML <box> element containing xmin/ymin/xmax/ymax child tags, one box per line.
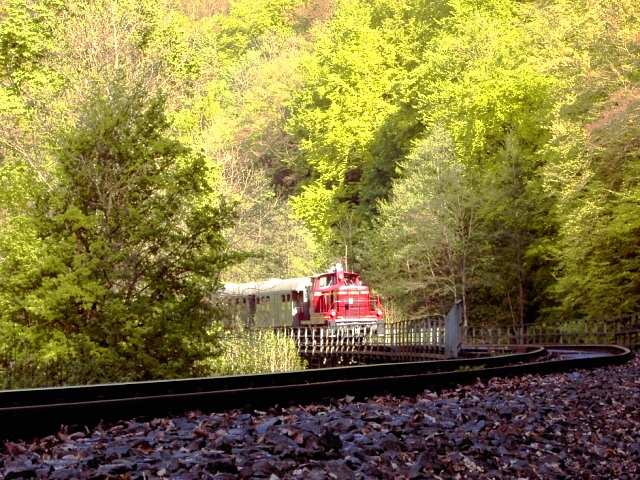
<box><xmin>223</xmin><ymin>263</ymin><xmax>384</xmax><ymax>328</ymax></box>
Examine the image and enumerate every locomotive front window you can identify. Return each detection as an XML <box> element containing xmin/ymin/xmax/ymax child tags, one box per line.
<box><xmin>318</xmin><ymin>275</ymin><xmax>336</xmax><ymax>288</ymax></box>
<box><xmin>343</xmin><ymin>274</ymin><xmax>359</xmax><ymax>285</ymax></box>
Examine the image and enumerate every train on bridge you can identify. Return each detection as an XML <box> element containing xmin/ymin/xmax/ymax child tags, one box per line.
<box><xmin>222</xmin><ymin>263</ymin><xmax>384</xmax><ymax>329</ymax></box>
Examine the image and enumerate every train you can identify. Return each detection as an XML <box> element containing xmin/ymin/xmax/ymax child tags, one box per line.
<box><xmin>221</xmin><ymin>263</ymin><xmax>384</xmax><ymax>329</ymax></box>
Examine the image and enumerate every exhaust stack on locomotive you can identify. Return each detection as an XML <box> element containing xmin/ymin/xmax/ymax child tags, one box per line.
<box><xmin>222</xmin><ymin>263</ymin><xmax>384</xmax><ymax>329</ymax></box>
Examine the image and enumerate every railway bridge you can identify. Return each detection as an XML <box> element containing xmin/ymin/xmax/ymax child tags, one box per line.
<box><xmin>266</xmin><ymin>302</ymin><xmax>640</xmax><ymax>366</ymax></box>
<box><xmin>270</xmin><ymin>301</ymin><xmax>465</xmax><ymax>366</ymax></box>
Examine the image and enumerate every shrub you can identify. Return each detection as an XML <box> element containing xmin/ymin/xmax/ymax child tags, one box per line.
<box><xmin>208</xmin><ymin>329</ymin><xmax>307</xmax><ymax>375</ymax></box>
<box><xmin>0</xmin><ymin>79</ymin><xmax>237</xmax><ymax>385</ymax></box>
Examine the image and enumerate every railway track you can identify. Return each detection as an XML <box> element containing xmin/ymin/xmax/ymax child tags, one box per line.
<box><xmin>0</xmin><ymin>345</ymin><xmax>631</xmax><ymax>441</ymax></box>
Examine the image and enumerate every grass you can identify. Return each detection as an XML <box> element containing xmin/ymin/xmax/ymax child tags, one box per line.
<box><xmin>208</xmin><ymin>329</ymin><xmax>308</xmax><ymax>376</ymax></box>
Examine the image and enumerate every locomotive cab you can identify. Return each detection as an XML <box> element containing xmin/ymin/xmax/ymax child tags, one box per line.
<box><xmin>306</xmin><ymin>264</ymin><xmax>383</xmax><ymax>327</ymax></box>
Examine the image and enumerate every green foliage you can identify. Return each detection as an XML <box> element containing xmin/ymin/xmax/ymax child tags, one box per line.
<box><xmin>534</xmin><ymin>0</ymin><xmax>640</xmax><ymax>321</ymax></box>
<box><xmin>549</xmin><ymin>90</ymin><xmax>640</xmax><ymax>320</ymax></box>
<box><xmin>0</xmin><ymin>79</ymin><xmax>237</xmax><ymax>383</ymax></box>
<box><xmin>412</xmin><ymin>1</ymin><xmax>556</xmax><ymax>162</ymax></box>
<box><xmin>0</xmin><ymin>0</ymin><xmax>63</xmax><ymax>89</ymax></box>
<box><xmin>294</xmin><ymin>0</ymin><xmax>640</xmax><ymax>326</ymax></box>
<box><xmin>0</xmin><ymin>321</ymin><xmax>123</xmax><ymax>389</ymax></box>
<box><xmin>355</xmin><ymin>0</ymin><xmax>560</xmax><ymax>326</ymax></box>
<box><xmin>220</xmin><ymin>154</ymin><xmax>321</xmax><ymax>281</ymax></box>
<box><xmin>287</xmin><ymin>0</ymin><xmax>412</xmax><ymax>250</ymax></box>
<box><xmin>208</xmin><ymin>329</ymin><xmax>307</xmax><ymax>375</ymax></box>
<box><xmin>0</xmin><ymin>160</ymin><xmax>45</xmax><ymax>315</ymax></box>
<box><xmin>188</xmin><ymin>0</ymin><xmax>324</xmax><ymax>280</ymax></box>
<box><xmin>3</xmin><ymin>0</ymin><xmax>640</xmax><ymax>386</ymax></box>
<box><xmin>364</xmin><ymin>127</ymin><xmax>475</xmax><ymax>320</ymax></box>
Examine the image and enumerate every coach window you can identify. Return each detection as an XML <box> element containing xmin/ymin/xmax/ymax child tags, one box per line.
<box><xmin>286</xmin><ymin>294</ymin><xmax>291</xmax><ymax>302</ymax></box>
<box><xmin>282</xmin><ymin>294</ymin><xmax>285</xmax><ymax>302</ymax></box>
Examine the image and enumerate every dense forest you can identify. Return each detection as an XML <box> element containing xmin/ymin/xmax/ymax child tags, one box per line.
<box><xmin>1</xmin><ymin>0</ymin><xmax>639</xmax><ymax>382</ymax></box>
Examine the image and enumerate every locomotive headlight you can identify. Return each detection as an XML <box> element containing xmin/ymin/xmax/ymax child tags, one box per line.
<box><xmin>376</xmin><ymin>309</ymin><xmax>383</xmax><ymax>318</ymax></box>
<box><xmin>330</xmin><ymin>309</ymin><xmax>336</xmax><ymax>318</ymax></box>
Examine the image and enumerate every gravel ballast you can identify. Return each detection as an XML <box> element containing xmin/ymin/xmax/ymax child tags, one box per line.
<box><xmin>2</xmin><ymin>357</ymin><xmax>639</xmax><ymax>479</ymax></box>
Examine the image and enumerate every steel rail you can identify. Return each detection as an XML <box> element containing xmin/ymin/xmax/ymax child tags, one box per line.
<box><xmin>0</xmin><ymin>345</ymin><xmax>631</xmax><ymax>441</ymax></box>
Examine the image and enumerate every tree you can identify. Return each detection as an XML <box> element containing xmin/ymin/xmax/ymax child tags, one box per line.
<box><xmin>474</xmin><ymin>134</ymin><xmax>553</xmax><ymax>330</ymax></box>
<box><xmin>0</xmin><ymin>78</ymin><xmax>237</xmax><ymax>384</ymax></box>
<box><xmin>190</xmin><ymin>0</ymin><xmax>323</xmax><ymax>282</ymax></box>
<box><xmin>364</xmin><ymin>127</ymin><xmax>476</xmax><ymax>323</ymax></box>
<box><xmin>286</xmin><ymin>0</ymin><xmax>408</xmax><ymax>254</ymax></box>
<box><xmin>218</xmin><ymin>147</ymin><xmax>320</xmax><ymax>282</ymax></box>
<box><xmin>548</xmin><ymin>88</ymin><xmax>640</xmax><ymax>320</ymax></box>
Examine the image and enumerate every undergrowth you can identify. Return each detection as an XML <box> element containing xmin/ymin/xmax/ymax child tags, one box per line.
<box><xmin>207</xmin><ymin>330</ymin><xmax>307</xmax><ymax>376</ymax></box>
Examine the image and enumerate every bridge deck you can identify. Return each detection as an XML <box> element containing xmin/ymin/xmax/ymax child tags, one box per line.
<box><xmin>270</xmin><ymin>321</ymin><xmax>449</xmax><ymax>366</ymax></box>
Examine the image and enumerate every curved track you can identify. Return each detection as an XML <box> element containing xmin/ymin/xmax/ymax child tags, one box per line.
<box><xmin>0</xmin><ymin>345</ymin><xmax>631</xmax><ymax>441</ymax></box>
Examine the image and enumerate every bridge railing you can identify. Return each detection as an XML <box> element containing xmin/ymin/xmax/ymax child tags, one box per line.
<box><xmin>464</xmin><ymin>315</ymin><xmax>640</xmax><ymax>349</ymax></box>
<box><xmin>251</xmin><ymin>314</ymin><xmax>450</xmax><ymax>359</ymax></box>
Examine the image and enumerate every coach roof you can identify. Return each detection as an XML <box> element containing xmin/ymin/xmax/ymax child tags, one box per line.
<box><xmin>223</xmin><ymin>277</ymin><xmax>311</xmax><ymax>296</ymax></box>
